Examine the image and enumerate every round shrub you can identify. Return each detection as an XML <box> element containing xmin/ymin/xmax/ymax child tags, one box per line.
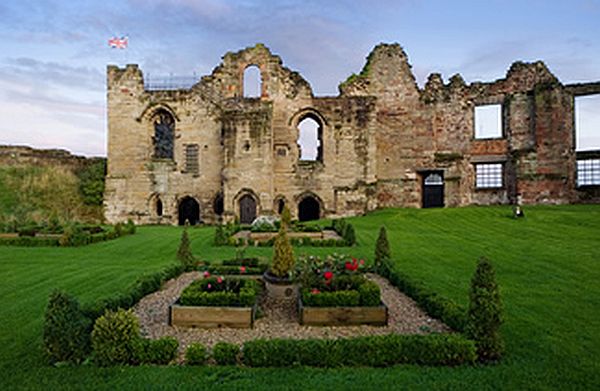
<box><xmin>213</xmin><ymin>342</ymin><xmax>239</xmax><ymax>365</ymax></box>
<box><xmin>91</xmin><ymin>308</ymin><xmax>141</xmax><ymax>366</ymax></box>
<box><xmin>43</xmin><ymin>290</ymin><xmax>92</xmax><ymax>364</ymax></box>
<box><xmin>185</xmin><ymin>342</ymin><xmax>208</xmax><ymax>365</ymax></box>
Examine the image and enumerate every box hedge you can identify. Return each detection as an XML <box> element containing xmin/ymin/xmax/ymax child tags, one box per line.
<box><xmin>242</xmin><ymin>334</ymin><xmax>476</xmax><ymax>367</ymax></box>
<box><xmin>178</xmin><ymin>277</ymin><xmax>258</xmax><ymax>307</ymax></box>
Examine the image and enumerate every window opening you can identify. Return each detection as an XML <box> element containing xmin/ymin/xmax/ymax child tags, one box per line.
<box><xmin>475</xmin><ymin>163</ymin><xmax>503</xmax><ymax>188</ymax></box>
<box><xmin>185</xmin><ymin>144</ymin><xmax>199</xmax><ymax>174</ymax></box>
<box><xmin>474</xmin><ymin>104</ymin><xmax>502</xmax><ymax>139</ymax></box>
<box><xmin>153</xmin><ymin>110</ymin><xmax>175</xmax><ymax>159</ymax></box>
<box><xmin>156</xmin><ymin>198</ymin><xmax>163</xmax><ymax>217</ymax></box>
<box><xmin>297</xmin><ymin>117</ymin><xmax>322</xmax><ymax>161</ymax></box>
<box><xmin>577</xmin><ymin>159</ymin><xmax>600</xmax><ymax>186</ymax></box>
<box><xmin>575</xmin><ymin>94</ymin><xmax>600</xmax><ymax>151</ymax></box>
<box><xmin>243</xmin><ymin>65</ymin><xmax>261</xmax><ymax>98</ymax></box>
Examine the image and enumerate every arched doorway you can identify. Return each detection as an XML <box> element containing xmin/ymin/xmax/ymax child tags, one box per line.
<box><xmin>239</xmin><ymin>194</ymin><xmax>257</xmax><ymax>224</ymax></box>
<box><xmin>298</xmin><ymin>196</ymin><xmax>320</xmax><ymax>222</ymax></box>
<box><xmin>178</xmin><ymin>196</ymin><xmax>200</xmax><ymax>225</ymax></box>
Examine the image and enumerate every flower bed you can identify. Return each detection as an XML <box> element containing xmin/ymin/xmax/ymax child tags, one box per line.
<box><xmin>203</xmin><ymin>258</ymin><xmax>268</xmax><ymax>276</ymax></box>
<box><xmin>170</xmin><ymin>276</ymin><xmax>259</xmax><ymax>328</ymax></box>
<box><xmin>297</xmin><ymin>255</ymin><xmax>388</xmax><ymax>326</ymax></box>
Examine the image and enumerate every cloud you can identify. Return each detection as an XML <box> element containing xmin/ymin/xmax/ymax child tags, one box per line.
<box><xmin>2</xmin><ymin>57</ymin><xmax>104</xmax><ymax>90</ymax></box>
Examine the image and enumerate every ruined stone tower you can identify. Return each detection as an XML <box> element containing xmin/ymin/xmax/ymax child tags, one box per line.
<box><xmin>104</xmin><ymin>43</ymin><xmax>600</xmax><ymax>225</ymax></box>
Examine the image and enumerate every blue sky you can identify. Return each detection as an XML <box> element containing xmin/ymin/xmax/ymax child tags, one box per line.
<box><xmin>0</xmin><ymin>0</ymin><xmax>599</xmax><ymax>156</ymax></box>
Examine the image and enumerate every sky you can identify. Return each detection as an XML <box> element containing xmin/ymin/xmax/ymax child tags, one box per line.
<box><xmin>0</xmin><ymin>0</ymin><xmax>599</xmax><ymax>157</ymax></box>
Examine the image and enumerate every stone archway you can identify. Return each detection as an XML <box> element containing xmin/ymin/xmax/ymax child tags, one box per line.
<box><xmin>298</xmin><ymin>196</ymin><xmax>320</xmax><ymax>222</ymax></box>
<box><xmin>178</xmin><ymin>196</ymin><xmax>200</xmax><ymax>225</ymax></box>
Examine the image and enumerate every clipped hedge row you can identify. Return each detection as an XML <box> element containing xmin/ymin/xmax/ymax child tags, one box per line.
<box><xmin>243</xmin><ymin>334</ymin><xmax>476</xmax><ymax>367</ymax></box>
<box><xmin>301</xmin><ymin>279</ymin><xmax>381</xmax><ymax>307</ymax></box>
<box><xmin>0</xmin><ymin>221</ymin><xmax>135</xmax><ymax>247</ymax></box>
<box><xmin>379</xmin><ymin>259</ymin><xmax>466</xmax><ymax>332</ymax></box>
<box><xmin>206</xmin><ymin>265</ymin><xmax>266</xmax><ymax>275</ymax></box>
<box><xmin>178</xmin><ymin>277</ymin><xmax>259</xmax><ymax>307</ymax></box>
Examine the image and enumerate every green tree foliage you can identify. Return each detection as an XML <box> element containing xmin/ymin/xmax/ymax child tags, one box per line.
<box><xmin>91</xmin><ymin>309</ymin><xmax>140</xmax><ymax>366</ymax></box>
<box><xmin>271</xmin><ymin>206</ymin><xmax>295</xmax><ymax>278</ymax></box>
<box><xmin>76</xmin><ymin>160</ymin><xmax>106</xmax><ymax>206</ymax></box>
<box><xmin>43</xmin><ymin>290</ymin><xmax>92</xmax><ymax>364</ymax></box>
<box><xmin>374</xmin><ymin>226</ymin><xmax>391</xmax><ymax>270</ymax></box>
<box><xmin>177</xmin><ymin>229</ymin><xmax>195</xmax><ymax>271</ymax></box>
<box><xmin>466</xmin><ymin>257</ymin><xmax>504</xmax><ymax>362</ymax></box>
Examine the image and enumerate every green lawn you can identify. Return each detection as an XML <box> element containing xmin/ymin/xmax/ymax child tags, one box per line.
<box><xmin>1</xmin><ymin>205</ymin><xmax>599</xmax><ymax>390</ymax></box>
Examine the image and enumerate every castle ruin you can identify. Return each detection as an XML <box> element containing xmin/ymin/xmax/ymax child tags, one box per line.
<box><xmin>104</xmin><ymin>43</ymin><xmax>600</xmax><ymax>225</ymax></box>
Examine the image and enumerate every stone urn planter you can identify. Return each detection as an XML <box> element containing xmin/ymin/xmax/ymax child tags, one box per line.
<box><xmin>262</xmin><ymin>271</ymin><xmax>298</xmax><ymax>302</ymax></box>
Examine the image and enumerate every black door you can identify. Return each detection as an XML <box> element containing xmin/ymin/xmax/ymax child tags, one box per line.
<box><xmin>239</xmin><ymin>195</ymin><xmax>256</xmax><ymax>224</ymax></box>
<box><xmin>422</xmin><ymin>172</ymin><xmax>444</xmax><ymax>208</ymax></box>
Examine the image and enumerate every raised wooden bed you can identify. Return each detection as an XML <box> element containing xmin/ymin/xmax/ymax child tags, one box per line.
<box><xmin>299</xmin><ymin>301</ymin><xmax>388</xmax><ymax>326</ymax></box>
<box><xmin>170</xmin><ymin>304</ymin><xmax>255</xmax><ymax>328</ymax></box>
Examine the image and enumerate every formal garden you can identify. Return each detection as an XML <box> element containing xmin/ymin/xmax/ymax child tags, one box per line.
<box><xmin>1</xmin><ymin>205</ymin><xmax>599</xmax><ymax>389</ymax></box>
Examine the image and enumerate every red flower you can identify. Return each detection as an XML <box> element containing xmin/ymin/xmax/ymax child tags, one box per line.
<box><xmin>240</xmin><ymin>266</ymin><xmax>246</xmax><ymax>274</ymax></box>
<box><xmin>345</xmin><ymin>258</ymin><xmax>359</xmax><ymax>271</ymax></box>
<box><xmin>359</xmin><ymin>259</ymin><xmax>365</xmax><ymax>265</ymax></box>
<box><xmin>203</xmin><ymin>271</ymin><xmax>210</xmax><ymax>278</ymax></box>
<box><xmin>217</xmin><ymin>276</ymin><xmax>223</xmax><ymax>284</ymax></box>
<box><xmin>311</xmin><ymin>288</ymin><xmax>320</xmax><ymax>294</ymax></box>
<box><xmin>324</xmin><ymin>271</ymin><xmax>334</xmax><ymax>280</ymax></box>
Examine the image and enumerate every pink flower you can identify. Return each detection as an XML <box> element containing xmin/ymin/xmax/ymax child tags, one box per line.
<box><xmin>207</xmin><ymin>283</ymin><xmax>212</xmax><ymax>289</ymax></box>
<box><xmin>203</xmin><ymin>271</ymin><xmax>210</xmax><ymax>278</ymax></box>
<box><xmin>217</xmin><ymin>276</ymin><xmax>223</xmax><ymax>284</ymax></box>
<box><xmin>240</xmin><ymin>266</ymin><xmax>246</xmax><ymax>274</ymax></box>
<box><xmin>311</xmin><ymin>288</ymin><xmax>320</xmax><ymax>294</ymax></box>
<box><xmin>359</xmin><ymin>259</ymin><xmax>365</xmax><ymax>265</ymax></box>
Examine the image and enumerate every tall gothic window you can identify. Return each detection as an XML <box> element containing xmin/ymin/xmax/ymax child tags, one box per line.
<box><xmin>153</xmin><ymin>110</ymin><xmax>174</xmax><ymax>159</ymax></box>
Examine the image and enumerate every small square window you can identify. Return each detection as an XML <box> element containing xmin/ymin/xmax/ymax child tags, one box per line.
<box><xmin>577</xmin><ymin>159</ymin><xmax>600</xmax><ymax>186</ymax></box>
<box><xmin>474</xmin><ymin>104</ymin><xmax>502</xmax><ymax>139</ymax></box>
<box><xmin>475</xmin><ymin>163</ymin><xmax>503</xmax><ymax>189</ymax></box>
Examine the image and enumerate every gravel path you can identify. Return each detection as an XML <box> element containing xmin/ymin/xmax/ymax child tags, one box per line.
<box><xmin>133</xmin><ymin>272</ymin><xmax>450</xmax><ymax>362</ymax></box>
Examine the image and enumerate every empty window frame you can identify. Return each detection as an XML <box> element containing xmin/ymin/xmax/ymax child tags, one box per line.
<box><xmin>185</xmin><ymin>144</ymin><xmax>199</xmax><ymax>174</ymax></box>
<box><xmin>575</xmin><ymin>94</ymin><xmax>600</xmax><ymax>151</ymax></box>
<box><xmin>297</xmin><ymin>116</ymin><xmax>322</xmax><ymax>161</ymax></box>
<box><xmin>474</xmin><ymin>104</ymin><xmax>503</xmax><ymax>139</ymax></box>
<box><xmin>577</xmin><ymin>159</ymin><xmax>600</xmax><ymax>186</ymax></box>
<box><xmin>475</xmin><ymin>163</ymin><xmax>503</xmax><ymax>189</ymax></box>
<box><xmin>243</xmin><ymin>65</ymin><xmax>261</xmax><ymax>98</ymax></box>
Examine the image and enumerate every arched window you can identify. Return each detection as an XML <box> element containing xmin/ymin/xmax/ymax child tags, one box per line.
<box><xmin>156</xmin><ymin>197</ymin><xmax>163</xmax><ymax>217</ymax></box>
<box><xmin>243</xmin><ymin>65</ymin><xmax>261</xmax><ymax>98</ymax></box>
<box><xmin>153</xmin><ymin>110</ymin><xmax>174</xmax><ymax>159</ymax></box>
<box><xmin>297</xmin><ymin>116</ymin><xmax>322</xmax><ymax>161</ymax></box>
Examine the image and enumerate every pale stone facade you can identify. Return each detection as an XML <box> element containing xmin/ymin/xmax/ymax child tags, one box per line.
<box><xmin>105</xmin><ymin>43</ymin><xmax>600</xmax><ymax>225</ymax></box>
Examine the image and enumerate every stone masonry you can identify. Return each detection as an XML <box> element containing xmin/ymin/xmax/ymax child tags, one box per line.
<box><xmin>104</xmin><ymin>43</ymin><xmax>600</xmax><ymax>225</ymax></box>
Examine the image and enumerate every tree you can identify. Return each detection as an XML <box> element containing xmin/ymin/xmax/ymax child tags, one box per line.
<box><xmin>270</xmin><ymin>206</ymin><xmax>295</xmax><ymax>278</ymax></box>
<box><xmin>177</xmin><ymin>229</ymin><xmax>195</xmax><ymax>271</ymax></box>
<box><xmin>466</xmin><ymin>257</ymin><xmax>504</xmax><ymax>362</ymax></box>
<box><xmin>374</xmin><ymin>226</ymin><xmax>391</xmax><ymax>271</ymax></box>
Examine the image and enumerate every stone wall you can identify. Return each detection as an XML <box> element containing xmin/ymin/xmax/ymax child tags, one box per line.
<box><xmin>105</xmin><ymin>43</ymin><xmax>600</xmax><ymax>225</ymax></box>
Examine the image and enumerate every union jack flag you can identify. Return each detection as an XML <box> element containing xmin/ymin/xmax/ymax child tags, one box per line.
<box><xmin>108</xmin><ymin>36</ymin><xmax>128</xmax><ymax>49</ymax></box>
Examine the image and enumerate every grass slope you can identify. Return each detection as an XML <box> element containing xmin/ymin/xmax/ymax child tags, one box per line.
<box><xmin>1</xmin><ymin>205</ymin><xmax>599</xmax><ymax>390</ymax></box>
